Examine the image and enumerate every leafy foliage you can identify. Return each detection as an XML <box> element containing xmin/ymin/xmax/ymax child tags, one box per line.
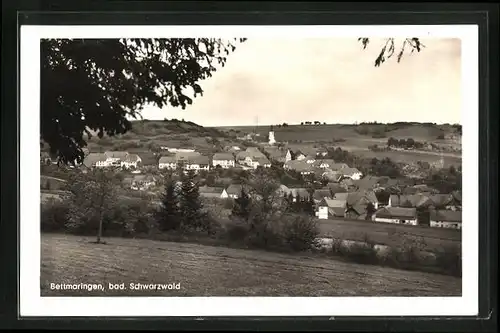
<box><xmin>41</xmin><ymin>38</ymin><xmax>246</xmax><ymax>164</ymax></box>
<box><xmin>359</xmin><ymin>38</ymin><xmax>425</xmax><ymax>67</ymax></box>
<box><xmin>157</xmin><ymin>172</ymin><xmax>181</xmax><ymax>231</ymax></box>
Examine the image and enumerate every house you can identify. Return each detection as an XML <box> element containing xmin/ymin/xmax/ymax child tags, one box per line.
<box><xmin>340</xmin><ymin>167</ymin><xmax>363</xmax><ymax>180</ymax></box>
<box><xmin>199</xmin><ymin>186</ymin><xmax>225</xmax><ymax>198</ymax></box>
<box><xmin>104</xmin><ymin>151</ymin><xmax>129</xmax><ymax>166</ymax></box>
<box><xmin>131</xmin><ymin>175</ymin><xmax>156</xmax><ymax>191</ymax></box>
<box><xmin>183</xmin><ymin>154</ymin><xmax>210</xmax><ymax>172</ymax></box>
<box><xmin>353</xmin><ymin>176</ymin><xmax>380</xmax><ymax>190</ymax></box>
<box><xmin>321</xmin><ymin>170</ymin><xmax>343</xmax><ymax>182</ymax></box>
<box><xmin>430</xmin><ymin>210</ymin><xmax>462</xmax><ymax>229</ymax></box>
<box><xmin>314</xmin><ymin>159</ymin><xmax>336</xmax><ymax>169</ymax></box>
<box><xmin>83</xmin><ymin>153</ymin><xmax>109</xmax><ymax>168</ymax></box>
<box><xmin>303</xmin><ymin>155</ymin><xmax>316</xmax><ymax>164</ymax></box>
<box><xmin>162</xmin><ymin>147</ymin><xmax>196</xmax><ymax>153</ymax></box>
<box><xmin>373</xmin><ymin>207</ymin><xmax>418</xmax><ymax>225</ymax></box>
<box><xmin>388</xmin><ymin>194</ymin><xmax>432</xmax><ymax>208</ymax></box>
<box><xmin>158</xmin><ymin>155</ymin><xmax>178</xmax><ymax>170</ymax></box>
<box><xmin>327</xmin><ymin>182</ymin><xmax>348</xmax><ymax>195</ymax></box>
<box><xmin>428</xmin><ymin>194</ymin><xmax>456</xmax><ymax>210</ymax></box>
<box><xmin>344</xmin><ymin>190</ymin><xmax>379</xmax><ymax>219</ymax></box>
<box><xmin>315</xmin><ymin>197</ymin><xmax>347</xmax><ymax>219</ymax></box>
<box><xmin>275</xmin><ymin>184</ymin><xmax>291</xmax><ymax>197</ymax></box>
<box><xmin>284</xmin><ymin>149</ymin><xmax>293</xmax><ymax>163</ymax></box>
<box><xmin>212</xmin><ymin>153</ymin><xmax>235</xmax><ymax>169</ymax></box>
<box><xmin>121</xmin><ymin>154</ymin><xmax>142</xmax><ymax>169</ymax></box>
<box><xmin>312</xmin><ymin>189</ymin><xmax>332</xmax><ymax>204</ymax></box>
<box><xmin>40</xmin><ymin>151</ymin><xmax>53</xmax><ymax>164</ymax></box>
<box><xmin>316</xmin><ymin>147</ymin><xmax>328</xmax><ymax>157</ymax></box>
<box><xmin>254</xmin><ymin>156</ymin><xmax>272</xmax><ymax>168</ymax></box>
<box><xmin>283</xmin><ymin>160</ymin><xmax>314</xmax><ymax>175</ymax></box>
<box><xmin>236</xmin><ymin>151</ymin><xmax>251</xmax><ymax>163</ymax></box>
<box><xmin>288</xmin><ymin>187</ymin><xmax>311</xmax><ymax>202</ymax></box>
<box><xmin>225</xmin><ymin>184</ymin><xmax>252</xmax><ymax>199</ymax></box>
<box><xmin>328</xmin><ymin>163</ymin><xmax>349</xmax><ymax>171</ymax></box>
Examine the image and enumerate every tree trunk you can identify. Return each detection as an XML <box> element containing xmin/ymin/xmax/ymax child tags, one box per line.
<box><xmin>97</xmin><ymin>213</ymin><xmax>103</xmax><ymax>244</ymax></box>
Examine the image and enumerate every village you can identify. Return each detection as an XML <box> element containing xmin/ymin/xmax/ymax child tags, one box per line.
<box><xmin>41</xmin><ymin>125</ymin><xmax>462</xmax><ymax>230</ymax></box>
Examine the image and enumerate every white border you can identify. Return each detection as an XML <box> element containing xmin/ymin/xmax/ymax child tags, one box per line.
<box><xmin>20</xmin><ymin>25</ymin><xmax>478</xmax><ymax>317</ymax></box>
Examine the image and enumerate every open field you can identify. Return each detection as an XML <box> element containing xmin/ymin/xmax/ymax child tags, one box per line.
<box><xmin>315</xmin><ymin>218</ymin><xmax>461</xmax><ymax>252</ymax></box>
<box><xmin>214</xmin><ymin>123</ymin><xmax>462</xmax><ymax>167</ymax></box>
<box><xmin>41</xmin><ymin>233</ymin><xmax>461</xmax><ymax>297</ymax></box>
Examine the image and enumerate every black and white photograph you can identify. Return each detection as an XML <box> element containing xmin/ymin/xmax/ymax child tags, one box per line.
<box><xmin>20</xmin><ymin>24</ymin><xmax>479</xmax><ymax>317</ymax></box>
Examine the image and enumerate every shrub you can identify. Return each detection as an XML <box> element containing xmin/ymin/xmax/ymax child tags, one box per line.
<box><xmin>224</xmin><ymin>223</ymin><xmax>249</xmax><ymax>243</ymax></box>
<box><xmin>41</xmin><ymin>199</ymin><xmax>70</xmax><ymax>232</ymax></box>
<box><xmin>435</xmin><ymin>244</ymin><xmax>462</xmax><ymax>277</ymax></box>
<box><xmin>280</xmin><ymin>215</ymin><xmax>320</xmax><ymax>252</ymax></box>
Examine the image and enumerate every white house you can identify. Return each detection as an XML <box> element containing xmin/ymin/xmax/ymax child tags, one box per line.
<box><xmin>104</xmin><ymin>151</ymin><xmax>129</xmax><ymax>166</ymax></box>
<box><xmin>373</xmin><ymin>207</ymin><xmax>418</xmax><ymax>225</ymax></box>
<box><xmin>315</xmin><ymin>198</ymin><xmax>347</xmax><ymax>219</ymax></box>
<box><xmin>304</xmin><ymin>155</ymin><xmax>316</xmax><ymax>164</ymax></box>
<box><xmin>315</xmin><ymin>159</ymin><xmax>336</xmax><ymax>169</ymax></box>
<box><xmin>130</xmin><ymin>175</ymin><xmax>156</xmax><ymax>191</ymax></box>
<box><xmin>430</xmin><ymin>210</ymin><xmax>462</xmax><ymax>229</ymax></box>
<box><xmin>158</xmin><ymin>155</ymin><xmax>177</xmax><ymax>170</ymax></box>
<box><xmin>183</xmin><ymin>155</ymin><xmax>210</xmax><ymax>172</ymax></box>
<box><xmin>212</xmin><ymin>153</ymin><xmax>235</xmax><ymax>169</ymax></box>
<box><xmin>219</xmin><ymin>188</ymin><xmax>229</xmax><ymax>199</ymax></box>
<box><xmin>284</xmin><ymin>149</ymin><xmax>292</xmax><ymax>163</ymax></box>
<box><xmin>83</xmin><ymin>153</ymin><xmax>110</xmax><ymax>168</ymax></box>
<box><xmin>121</xmin><ymin>154</ymin><xmax>142</xmax><ymax>169</ymax></box>
<box><xmin>340</xmin><ymin>167</ymin><xmax>363</xmax><ymax>180</ymax></box>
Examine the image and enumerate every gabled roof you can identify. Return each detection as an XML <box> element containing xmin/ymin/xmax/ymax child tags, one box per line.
<box><xmin>236</xmin><ymin>151</ymin><xmax>251</xmax><ymax>159</ymax></box>
<box><xmin>290</xmin><ymin>187</ymin><xmax>310</xmax><ymax>198</ymax></box>
<box><xmin>390</xmin><ymin>194</ymin><xmax>433</xmax><ymax>208</ymax></box>
<box><xmin>340</xmin><ymin>167</ymin><xmax>362</xmax><ymax>177</ymax></box>
<box><xmin>313</xmin><ymin>189</ymin><xmax>332</xmax><ymax>201</ymax></box>
<box><xmin>329</xmin><ymin>163</ymin><xmax>349</xmax><ymax>171</ymax></box>
<box><xmin>254</xmin><ymin>156</ymin><xmax>271</xmax><ymax>165</ymax></box>
<box><xmin>353</xmin><ymin>176</ymin><xmax>380</xmax><ymax>190</ymax></box>
<box><xmin>375</xmin><ymin>207</ymin><xmax>417</xmax><ymax>219</ymax></box>
<box><xmin>83</xmin><ymin>153</ymin><xmax>107</xmax><ymax>167</ymax></box>
<box><xmin>159</xmin><ymin>155</ymin><xmax>177</xmax><ymax>164</ymax></box>
<box><xmin>304</xmin><ymin>155</ymin><xmax>316</xmax><ymax>161</ymax></box>
<box><xmin>175</xmin><ymin>151</ymin><xmax>201</xmax><ymax>161</ymax></box>
<box><xmin>188</xmin><ymin>155</ymin><xmax>210</xmax><ymax>165</ymax></box>
<box><xmin>322</xmin><ymin>170</ymin><xmax>342</xmax><ymax>182</ymax></box>
<box><xmin>451</xmin><ymin>190</ymin><xmax>462</xmax><ymax>203</ymax></box>
<box><xmin>199</xmin><ymin>186</ymin><xmax>223</xmax><ymax>194</ymax></box>
<box><xmin>284</xmin><ymin>160</ymin><xmax>313</xmax><ymax>173</ymax></box>
<box><xmin>213</xmin><ymin>153</ymin><xmax>234</xmax><ymax>161</ymax></box>
<box><xmin>316</xmin><ymin>159</ymin><xmax>336</xmax><ymax>166</ymax></box>
<box><xmin>333</xmin><ymin>192</ymin><xmax>349</xmax><ymax>201</ymax></box>
<box><xmin>430</xmin><ymin>209</ymin><xmax>462</xmax><ymax>222</ymax></box>
<box><xmin>327</xmin><ymin>182</ymin><xmax>347</xmax><ymax>194</ymax></box>
<box><xmin>123</xmin><ymin>154</ymin><xmax>141</xmax><ymax>163</ymax></box>
<box><xmin>429</xmin><ymin>194</ymin><xmax>454</xmax><ymax>207</ymax></box>
<box><xmin>104</xmin><ymin>151</ymin><xmax>129</xmax><ymax>159</ymax></box>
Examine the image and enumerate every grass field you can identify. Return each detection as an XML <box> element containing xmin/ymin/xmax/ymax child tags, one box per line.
<box><xmin>41</xmin><ymin>233</ymin><xmax>461</xmax><ymax>297</ymax></box>
<box><xmin>315</xmin><ymin>218</ymin><xmax>461</xmax><ymax>252</ymax></box>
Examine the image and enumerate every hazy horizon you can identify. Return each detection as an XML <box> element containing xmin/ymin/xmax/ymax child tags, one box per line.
<box><xmin>135</xmin><ymin>37</ymin><xmax>462</xmax><ymax>126</ymax></box>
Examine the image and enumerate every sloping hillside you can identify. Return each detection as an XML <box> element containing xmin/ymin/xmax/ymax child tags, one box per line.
<box><xmin>41</xmin><ymin>234</ymin><xmax>461</xmax><ymax>297</ymax></box>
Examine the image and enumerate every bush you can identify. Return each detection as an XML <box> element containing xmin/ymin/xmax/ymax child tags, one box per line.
<box><xmin>224</xmin><ymin>223</ymin><xmax>249</xmax><ymax>243</ymax></box>
<box><xmin>435</xmin><ymin>244</ymin><xmax>462</xmax><ymax>277</ymax></box>
<box><xmin>41</xmin><ymin>199</ymin><xmax>70</xmax><ymax>232</ymax></box>
<box><xmin>281</xmin><ymin>215</ymin><xmax>319</xmax><ymax>252</ymax></box>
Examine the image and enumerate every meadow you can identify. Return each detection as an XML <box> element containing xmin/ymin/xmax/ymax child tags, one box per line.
<box><xmin>41</xmin><ymin>233</ymin><xmax>461</xmax><ymax>297</ymax></box>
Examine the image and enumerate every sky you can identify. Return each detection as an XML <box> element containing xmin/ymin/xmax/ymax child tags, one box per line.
<box><xmin>137</xmin><ymin>37</ymin><xmax>461</xmax><ymax>126</ymax></box>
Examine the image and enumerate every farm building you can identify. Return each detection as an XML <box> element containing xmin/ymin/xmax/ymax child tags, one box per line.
<box><xmin>83</xmin><ymin>153</ymin><xmax>109</xmax><ymax>168</ymax></box>
<box><xmin>430</xmin><ymin>210</ymin><xmax>462</xmax><ymax>229</ymax></box>
<box><xmin>158</xmin><ymin>155</ymin><xmax>177</xmax><ymax>170</ymax></box>
<box><xmin>130</xmin><ymin>175</ymin><xmax>156</xmax><ymax>191</ymax></box>
<box><xmin>315</xmin><ymin>197</ymin><xmax>347</xmax><ymax>219</ymax></box>
<box><xmin>373</xmin><ymin>207</ymin><xmax>418</xmax><ymax>225</ymax></box>
<box><xmin>199</xmin><ymin>186</ymin><xmax>225</xmax><ymax>198</ymax></box>
<box><xmin>312</xmin><ymin>189</ymin><xmax>332</xmax><ymax>204</ymax></box>
<box><xmin>121</xmin><ymin>154</ymin><xmax>142</xmax><ymax>169</ymax></box>
<box><xmin>212</xmin><ymin>153</ymin><xmax>235</xmax><ymax>169</ymax></box>
<box><xmin>339</xmin><ymin>167</ymin><xmax>363</xmax><ymax>180</ymax></box>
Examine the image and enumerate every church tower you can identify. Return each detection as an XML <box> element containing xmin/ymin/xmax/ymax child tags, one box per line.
<box><xmin>268</xmin><ymin>125</ymin><xmax>276</xmax><ymax>145</ymax></box>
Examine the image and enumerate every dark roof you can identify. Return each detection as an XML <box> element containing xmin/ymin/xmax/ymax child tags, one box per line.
<box><xmin>327</xmin><ymin>182</ymin><xmax>347</xmax><ymax>194</ymax></box>
<box><xmin>375</xmin><ymin>207</ymin><xmax>417</xmax><ymax>219</ymax></box>
<box><xmin>199</xmin><ymin>186</ymin><xmax>223</xmax><ymax>194</ymax></box>
<box><xmin>429</xmin><ymin>194</ymin><xmax>454</xmax><ymax>207</ymax></box>
<box><xmin>340</xmin><ymin>167</ymin><xmax>362</xmax><ymax>177</ymax></box>
<box><xmin>451</xmin><ymin>191</ymin><xmax>462</xmax><ymax>203</ymax></box>
<box><xmin>226</xmin><ymin>184</ymin><xmax>251</xmax><ymax>195</ymax></box>
<box><xmin>213</xmin><ymin>153</ymin><xmax>234</xmax><ymax>161</ymax></box>
<box><xmin>430</xmin><ymin>209</ymin><xmax>462</xmax><ymax>222</ymax></box>
<box><xmin>313</xmin><ymin>189</ymin><xmax>332</xmax><ymax>201</ymax></box>
<box><xmin>353</xmin><ymin>176</ymin><xmax>380</xmax><ymax>190</ymax></box>
<box><xmin>105</xmin><ymin>151</ymin><xmax>129</xmax><ymax>159</ymax></box>
<box><xmin>83</xmin><ymin>153</ymin><xmax>107</xmax><ymax>167</ymax></box>
<box><xmin>159</xmin><ymin>155</ymin><xmax>177</xmax><ymax>164</ymax></box>
<box><xmin>390</xmin><ymin>194</ymin><xmax>433</xmax><ymax>208</ymax></box>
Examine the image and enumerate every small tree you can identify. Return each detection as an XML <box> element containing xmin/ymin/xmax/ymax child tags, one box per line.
<box><xmin>65</xmin><ymin>170</ymin><xmax>117</xmax><ymax>243</ymax></box>
<box><xmin>365</xmin><ymin>202</ymin><xmax>376</xmax><ymax>220</ymax></box>
<box><xmin>157</xmin><ymin>173</ymin><xmax>181</xmax><ymax>231</ymax></box>
<box><xmin>179</xmin><ymin>170</ymin><xmax>207</xmax><ymax>232</ymax></box>
<box><xmin>231</xmin><ymin>188</ymin><xmax>251</xmax><ymax>222</ymax></box>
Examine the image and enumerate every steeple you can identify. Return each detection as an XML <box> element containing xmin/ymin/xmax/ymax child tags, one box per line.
<box><xmin>268</xmin><ymin>125</ymin><xmax>276</xmax><ymax>145</ymax></box>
